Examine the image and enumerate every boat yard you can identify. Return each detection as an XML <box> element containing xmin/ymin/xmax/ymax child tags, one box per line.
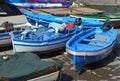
<box><xmin>79</xmin><ymin>0</ymin><xmax>120</xmax><ymax>6</ymax></box>
<box><xmin>0</xmin><ymin>1</ymin><xmax>120</xmax><ymax>80</ymax></box>
<box><xmin>0</xmin><ymin>14</ymin><xmax>120</xmax><ymax>81</ymax></box>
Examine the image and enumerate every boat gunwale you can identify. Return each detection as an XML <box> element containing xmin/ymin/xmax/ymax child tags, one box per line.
<box><xmin>66</xmin><ymin>28</ymin><xmax>117</xmax><ymax>54</ymax></box>
<box><xmin>13</xmin><ymin>30</ymin><xmax>76</xmax><ymax>43</ymax></box>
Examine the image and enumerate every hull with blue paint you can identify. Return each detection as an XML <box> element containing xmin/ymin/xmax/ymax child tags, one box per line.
<box><xmin>22</xmin><ymin>9</ymin><xmax>104</xmax><ymax>28</ymax></box>
<box><xmin>11</xmin><ymin>22</ymin><xmax>82</xmax><ymax>53</ymax></box>
<box><xmin>66</xmin><ymin>25</ymin><xmax>117</xmax><ymax>71</ymax></box>
<box><xmin>5</xmin><ymin>0</ymin><xmax>71</xmax><ymax>9</ymax></box>
<box><xmin>70</xmin><ymin>13</ymin><xmax>120</xmax><ymax>28</ymax></box>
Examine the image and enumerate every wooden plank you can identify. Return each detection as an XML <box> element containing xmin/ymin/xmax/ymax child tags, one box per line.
<box><xmin>29</xmin><ymin>7</ymin><xmax>105</xmax><ymax>16</ymax></box>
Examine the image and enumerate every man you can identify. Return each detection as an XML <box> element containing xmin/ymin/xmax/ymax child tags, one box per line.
<box><xmin>1</xmin><ymin>21</ymin><xmax>13</xmax><ymax>31</ymax></box>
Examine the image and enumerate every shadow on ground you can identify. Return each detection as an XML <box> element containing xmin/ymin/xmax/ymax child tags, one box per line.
<box><xmin>0</xmin><ymin>45</ymin><xmax>13</xmax><ymax>52</ymax></box>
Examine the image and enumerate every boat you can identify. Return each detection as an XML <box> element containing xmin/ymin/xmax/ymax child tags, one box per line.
<box><xmin>22</xmin><ymin>9</ymin><xmax>104</xmax><ymax>28</ymax></box>
<box><xmin>70</xmin><ymin>13</ymin><xmax>120</xmax><ymax>28</ymax></box>
<box><xmin>0</xmin><ymin>52</ymin><xmax>62</xmax><ymax>81</ymax></box>
<box><xmin>5</xmin><ymin>0</ymin><xmax>71</xmax><ymax>9</ymax></box>
<box><xmin>10</xmin><ymin>22</ymin><xmax>82</xmax><ymax>53</ymax></box>
<box><xmin>0</xmin><ymin>21</ymin><xmax>32</xmax><ymax>47</ymax></box>
<box><xmin>0</xmin><ymin>8</ymin><xmax>7</xmax><ymax>16</ymax></box>
<box><xmin>66</xmin><ymin>21</ymin><xmax>117</xmax><ymax>72</ymax></box>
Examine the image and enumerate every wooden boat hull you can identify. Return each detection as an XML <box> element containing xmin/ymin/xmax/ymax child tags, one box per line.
<box><xmin>70</xmin><ymin>13</ymin><xmax>120</xmax><ymax>28</ymax></box>
<box><xmin>12</xmin><ymin>32</ymin><xmax>75</xmax><ymax>53</ymax></box>
<box><xmin>5</xmin><ymin>0</ymin><xmax>71</xmax><ymax>9</ymax></box>
<box><xmin>0</xmin><ymin>22</ymin><xmax>31</xmax><ymax>47</ymax></box>
<box><xmin>27</xmin><ymin>71</ymin><xmax>60</xmax><ymax>81</ymax></box>
<box><xmin>12</xmin><ymin>22</ymin><xmax>82</xmax><ymax>53</ymax></box>
<box><xmin>0</xmin><ymin>33</ymin><xmax>12</xmax><ymax>47</ymax></box>
<box><xmin>66</xmin><ymin>27</ymin><xmax>117</xmax><ymax>71</ymax></box>
<box><xmin>99</xmin><ymin>19</ymin><xmax>120</xmax><ymax>28</ymax></box>
<box><xmin>10</xmin><ymin>3</ymin><xmax>70</xmax><ymax>8</ymax></box>
<box><xmin>22</xmin><ymin>9</ymin><xmax>104</xmax><ymax>28</ymax></box>
<box><xmin>66</xmin><ymin>42</ymin><xmax>115</xmax><ymax>71</ymax></box>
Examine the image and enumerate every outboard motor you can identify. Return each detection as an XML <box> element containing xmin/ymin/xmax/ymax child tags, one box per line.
<box><xmin>101</xmin><ymin>20</ymin><xmax>112</xmax><ymax>32</ymax></box>
<box><xmin>75</xmin><ymin>18</ymin><xmax>82</xmax><ymax>26</ymax></box>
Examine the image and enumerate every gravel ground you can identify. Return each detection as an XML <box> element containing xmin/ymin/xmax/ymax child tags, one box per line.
<box><xmin>0</xmin><ymin>15</ymin><xmax>120</xmax><ymax>81</ymax></box>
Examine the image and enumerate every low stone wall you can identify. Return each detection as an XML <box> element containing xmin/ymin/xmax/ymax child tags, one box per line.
<box><xmin>79</xmin><ymin>0</ymin><xmax>120</xmax><ymax>6</ymax></box>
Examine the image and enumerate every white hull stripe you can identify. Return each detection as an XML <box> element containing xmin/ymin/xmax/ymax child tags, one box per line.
<box><xmin>66</xmin><ymin>43</ymin><xmax>115</xmax><ymax>56</ymax></box>
<box><xmin>0</xmin><ymin>36</ymin><xmax>11</xmax><ymax>40</ymax></box>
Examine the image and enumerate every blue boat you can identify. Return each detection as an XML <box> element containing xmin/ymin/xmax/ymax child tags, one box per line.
<box><xmin>22</xmin><ymin>9</ymin><xmax>104</xmax><ymax>28</ymax></box>
<box><xmin>5</xmin><ymin>0</ymin><xmax>71</xmax><ymax>9</ymax></box>
<box><xmin>11</xmin><ymin>22</ymin><xmax>82</xmax><ymax>53</ymax></box>
<box><xmin>66</xmin><ymin>22</ymin><xmax>117</xmax><ymax>72</ymax></box>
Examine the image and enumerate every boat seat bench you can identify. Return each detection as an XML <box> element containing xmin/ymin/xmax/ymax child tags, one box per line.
<box><xmin>75</xmin><ymin>43</ymin><xmax>102</xmax><ymax>51</ymax></box>
<box><xmin>83</xmin><ymin>39</ymin><xmax>108</xmax><ymax>44</ymax></box>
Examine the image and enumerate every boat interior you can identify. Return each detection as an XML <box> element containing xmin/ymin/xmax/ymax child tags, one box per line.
<box><xmin>74</xmin><ymin>34</ymin><xmax>110</xmax><ymax>50</ymax></box>
<box><xmin>18</xmin><ymin>25</ymin><xmax>75</xmax><ymax>41</ymax></box>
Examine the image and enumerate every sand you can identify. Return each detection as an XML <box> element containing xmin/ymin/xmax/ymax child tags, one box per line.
<box><xmin>0</xmin><ymin>15</ymin><xmax>27</xmax><ymax>24</ymax></box>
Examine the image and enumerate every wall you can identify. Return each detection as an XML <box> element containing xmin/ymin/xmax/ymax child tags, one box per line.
<box><xmin>79</xmin><ymin>0</ymin><xmax>120</xmax><ymax>6</ymax></box>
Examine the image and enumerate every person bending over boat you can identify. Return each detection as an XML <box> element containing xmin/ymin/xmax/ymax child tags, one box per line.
<box><xmin>1</xmin><ymin>21</ymin><xmax>13</xmax><ymax>32</ymax></box>
<box><xmin>58</xmin><ymin>22</ymin><xmax>75</xmax><ymax>34</ymax></box>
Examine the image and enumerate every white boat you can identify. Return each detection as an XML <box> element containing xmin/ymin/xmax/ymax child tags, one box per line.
<box><xmin>11</xmin><ymin>22</ymin><xmax>82</xmax><ymax>53</ymax></box>
<box><xmin>28</xmin><ymin>71</ymin><xmax>60</xmax><ymax>81</ymax></box>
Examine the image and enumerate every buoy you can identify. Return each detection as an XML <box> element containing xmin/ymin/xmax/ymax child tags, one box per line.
<box><xmin>3</xmin><ymin>55</ymin><xmax>8</xmax><ymax>60</ymax></box>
